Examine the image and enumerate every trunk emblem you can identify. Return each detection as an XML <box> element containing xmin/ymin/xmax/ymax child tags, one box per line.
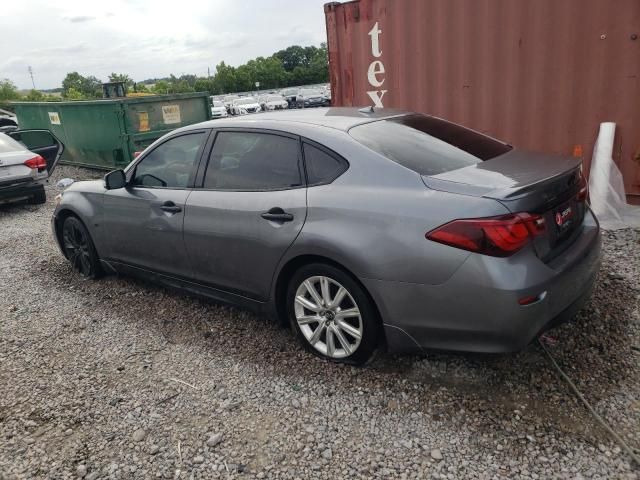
<box><xmin>555</xmin><ymin>206</ymin><xmax>573</xmax><ymax>226</ymax></box>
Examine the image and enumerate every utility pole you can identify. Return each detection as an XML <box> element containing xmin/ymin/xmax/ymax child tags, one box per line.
<box><xmin>28</xmin><ymin>66</ymin><xmax>36</xmax><ymax>89</ymax></box>
<box><xmin>207</xmin><ymin>67</ymin><xmax>211</xmax><ymax>79</ymax></box>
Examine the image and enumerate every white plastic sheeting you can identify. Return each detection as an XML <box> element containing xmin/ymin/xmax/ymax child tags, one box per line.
<box><xmin>588</xmin><ymin>122</ymin><xmax>640</xmax><ymax>230</ymax></box>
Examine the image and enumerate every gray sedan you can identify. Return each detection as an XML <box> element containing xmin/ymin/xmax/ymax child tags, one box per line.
<box><xmin>52</xmin><ymin>108</ymin><xmax>601</xmax><ymax>364</ymax></box>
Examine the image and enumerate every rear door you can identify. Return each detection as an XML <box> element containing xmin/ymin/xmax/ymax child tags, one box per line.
<box><xmin>183</xmin><ymin>130</ymin><xmax>307</xmax><ymax>300</ymax></box>
<box><xmin>7</xmin><ymin>129</ymin><xmax>64</xmax><ymax>175</ymax></box>
<box><xmin>102</xmin><ymin>130</ymin><xmax>209</xmax><ymax>277</ymax></box>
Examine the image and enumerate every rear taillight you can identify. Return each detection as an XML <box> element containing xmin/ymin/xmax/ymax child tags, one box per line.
<box><xmin>426</xmin><ymin>213</ymin><xmax>546</xmax><ymax>257</ymax></box>
<box><xmin>24</xmin><ymin>155</ymin><xmax>47</xmax><ymax>172</ymax></box>
<box><xmin>577</xmin><ymin>168</ymin><xmax>588</xmax><ymax>202</ymax></box>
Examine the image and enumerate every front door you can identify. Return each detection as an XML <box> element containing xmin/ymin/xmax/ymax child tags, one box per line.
<box><xmin>184</xmin><ymin>130</ymin><xmax>307</xmax><ymax>300</ymax></box>
<box><xmin>102</xmin><ymin>131</ymin><xmax>208</xmax><ymax>277</ymax></box>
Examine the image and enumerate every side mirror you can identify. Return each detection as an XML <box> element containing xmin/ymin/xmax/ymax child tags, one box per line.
<box><xmin>104</xmin><ymin>169</ymin><xmax>126</xmax><ymax>190</ymax></box>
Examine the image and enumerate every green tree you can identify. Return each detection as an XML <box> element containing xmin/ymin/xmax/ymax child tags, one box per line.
<box><xmin>23</xmin><ymin>90</ymin><xmax>62</xmax><ymax>102</ymax></box>
<box><xmin>108</xmin><ymin>73</ymin><xmax>134</xmax><ymax>88</ymax></box>
<box><xmin>152</xmin><ymin>80</ymin><xmax>170</xmax><ymax>94</ymax></box>
<box><xmin>62</xmin><ymin>72</ymin><xmax>102</xmax><ymax>99</ymax></box>
<box><xmin>64</xmin><ymin>87</ymin><xmax>86</xmax><ymax>100</ymax></box>
<box><xmin>0</xmin><ymin>79</ymin><xmax>21</xmax><ymax>102</ymax></box>
<box><xmin>194</xmin><ymin>77</ymin><xmax>215</xmax><ymax>94</ymax></box>
<box><xmin>274</xmin><ymin>46</ymin><xmax>307</xmax><ymax>72</ymax></box>
<box><xmin>212</xmin><ymin>62</ymin><xmax>237</xmax><ymax>94</ymax></box>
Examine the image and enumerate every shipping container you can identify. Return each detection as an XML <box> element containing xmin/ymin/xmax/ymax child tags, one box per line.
<box><xmin>325</xmin><ymin>0</ymin><xmax>640</xmax><ymax>203</ymax></box>
<box><xmin>12</xmin><ymin>92</ymin><xmax>212</xmax><ymax>170</ymax></box>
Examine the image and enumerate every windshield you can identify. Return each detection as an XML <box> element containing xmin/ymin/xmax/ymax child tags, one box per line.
<box><xmin>350</xmin><ymin>114</ymin><xmax>512</xmax><ymax>176</ymax></box>
<box><xmin>212</xmin><ymin>101</ymin><xmax>224</xmax><ymax>107</ymax></box>
<box><xmin>281</xmin><ymin>89</ymin><xmax>297</xmax><ymax>96</ymax></box>
<box><xmin>235</xmin><ymin>98</ymin><xmax>257</xmax><ymax>105</ymax></box>
<box><xmin>267</xmin><ymin>96</ymin><xmax>284</xmax><ymax>102</ymax></box>
<box><xmin>224</xmin><ymin>96</ymin><xmax>238</xmax><ymax>102</ymax></box>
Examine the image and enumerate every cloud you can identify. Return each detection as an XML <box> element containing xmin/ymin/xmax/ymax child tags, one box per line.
<box><xmin>65</xmin><ymin>15</ymin><xmax>96</xmax><ymax>23</ymax></box>
<box><xmin>1</xmin><ymin>0</ymin><xmax>329</xmax><ymax>89</ymax></box>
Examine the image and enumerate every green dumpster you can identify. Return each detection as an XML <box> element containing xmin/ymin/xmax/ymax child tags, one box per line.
<box><xmin>12</xmin><ymin>92</ymin><xmax>212</xmax><ymax>170</ymax></box>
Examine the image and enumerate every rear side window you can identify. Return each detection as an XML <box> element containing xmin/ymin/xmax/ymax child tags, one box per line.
<box><xmin>349</xmin><ymin>114</ymin><xmax>512</xmax><ymax>176</ymax></box>
<box><xmin>303</xmin><ymin>143</ymin><xmax>348</xmax><ymax>185</ymax></box>
<box><xmin>204</xmin><ymin>132</ymin><xmax>302</xmax><ymax>190</ymax></box>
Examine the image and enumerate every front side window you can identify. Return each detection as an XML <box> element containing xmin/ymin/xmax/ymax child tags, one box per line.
<box><xmin>204</xmin><ymin>132</ymin><xmax>302</xmax><ymax>190</ymax></box>
<box><xmin>132</xmin><ymin>133</ymin><xmax>205</xmax><ymax>188</ymax></box>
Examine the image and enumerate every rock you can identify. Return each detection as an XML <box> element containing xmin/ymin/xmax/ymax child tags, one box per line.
<box><xmin>222</xmin><ymin>400</ymin><xmax>240</xmax><ymax>411</ymax></box>
<box><xmin>207</xmin><ymin>433</ymin><xmax>223</xmax><ymax>448</ymax></box>
<box><xmin>321</xmin><ymin>448</ymin><xmax>333</xmax><ymax>460</ymax></box>
<box><xmin>76</xmin><ymin>464</ymin><xmax>87</xmax><ymax>477</ymax></box>
<box><xmin>292</xmin><ymin>399</ymin><xmax>300</xmax><ymax>408</ymax></box>
<box><xmin>85</xmin><ymin>473</ymin><xmax>100</xmax><ymax>480</ymax></box>
<box><xmin>431</xmin><ymin>449</ymin><xmax>443</xmax><ymax>461</ymax></box>
<box><xmin>149</xmin><ymin>445</ymin><xmax>159</xmax><ymax>455</ymax></box>
<box><xmin>64</xmin><ymin>429</ymin><xmax>73</xmax><ymax>436</ymax></box>
<box><xmin>193</xmin><ymin>455</ymin><xmax>205</xmax><ymax>464</ymax></box>
<box><xmin>132</xmin><ymin>428</ymin><xmax>147</xmax><ymax>442</ymax></box>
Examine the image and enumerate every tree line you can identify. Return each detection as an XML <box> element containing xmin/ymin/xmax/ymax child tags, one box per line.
<box><xmin>0</xmin><ymin>43</ymin><xmax>328</xmax><ymax>106</ymax></box>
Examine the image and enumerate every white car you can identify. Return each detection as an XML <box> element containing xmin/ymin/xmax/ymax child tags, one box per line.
<box><xmin>223</xmin><ymin>95</ymin><xmax>239</xmax><ymax>113</ymax></box>
<box><xmin>231</xmin><ymin>97</ymin><xmax>261</xmax><ymax>115</ymax></box>
<box><xmin>261</xmin><ymin>95</ymin><xmax>289</xmax><ymax>111</ymax></box>
<box><xmin>0</xmin><ymin>130</ymin><xmax>63</xmax><ymax>205</ymax></box>
<box><xmin>211</xmin><ymin>100</ymin><xmax>228</xmax><ymax>118</ymax></box>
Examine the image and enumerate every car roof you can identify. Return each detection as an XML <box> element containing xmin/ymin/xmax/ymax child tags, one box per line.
<box><xmin>188</xmin><ymin>107</ymin><xmax>411</xmax><ymax>132</ymax></box>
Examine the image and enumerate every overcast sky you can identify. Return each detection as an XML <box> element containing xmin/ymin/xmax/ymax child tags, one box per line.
<box><xmin>1</xmin><ymin>0</ymin><xmax>329</xmax><ymax>90</ymax></box>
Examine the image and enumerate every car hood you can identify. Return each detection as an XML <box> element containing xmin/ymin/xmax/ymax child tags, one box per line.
<box><xmin>65</xmin><ymin>179</ymin><xmax>105</xmax><ymax>194</ymax></box>
<box><xmin>237</xmin><ymin>103</ymin><xmax>260</xmax><ymax>109</ymax></box>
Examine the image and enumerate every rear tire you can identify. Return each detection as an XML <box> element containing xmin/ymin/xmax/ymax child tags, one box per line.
<box><xmin>61</xmin><ymin>216</ymin><xmax>103</xmax><ymax>279</ymax></box>
<box><xmin>286</xmin><ymin>263</ymin><xmax>379</xmax><ymax>364</ymax></box>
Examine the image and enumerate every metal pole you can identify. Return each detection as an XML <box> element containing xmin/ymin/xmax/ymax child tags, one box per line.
<box><xmin>28</xmin><ymin>66</ymin><xmax>36</xmax><ymax>90</ymax></box>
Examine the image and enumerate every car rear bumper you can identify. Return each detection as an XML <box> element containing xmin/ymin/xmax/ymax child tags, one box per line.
<box><xmin>363</xmin><ymin>209</ymin><xmax>602</xmax><ymax>354</ymax></box>
<box><xmin>0</xmin><ymin>181</ymin><xmax>43</xmax><ymax>205</ymax></box>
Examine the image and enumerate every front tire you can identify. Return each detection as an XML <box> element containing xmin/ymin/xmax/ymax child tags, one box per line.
<box><xmin>286</xmin><ymin>263</ymin><xmax>379</xmax><ymax>364</ymax></box>
<box><xmin>61</xmin><ymin>216</ymin><xmax>102</xmax><ymax>279</ymax></box>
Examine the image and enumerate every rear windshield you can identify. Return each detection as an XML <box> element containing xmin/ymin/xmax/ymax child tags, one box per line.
<box><xmin>0</xmin><ymin>133</ymin><xmax>25</xmax><ymax>153</ymax></box>
<box><xmin>349</xmin><ymin>114</ymin><xmax>512</xmax><ymax>176</ymax></box>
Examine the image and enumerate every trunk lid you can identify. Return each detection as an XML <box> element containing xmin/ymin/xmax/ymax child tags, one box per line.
<box><xmin>422</xmin><ymin>150</ymin><xmax>587</xmax><ymax>262</ymax></box>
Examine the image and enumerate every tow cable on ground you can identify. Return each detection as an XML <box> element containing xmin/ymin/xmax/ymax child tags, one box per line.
<box><xmin>538</xmin><ymin>336</ymin><xmax>640</xmax><ymax>467</ymax></box>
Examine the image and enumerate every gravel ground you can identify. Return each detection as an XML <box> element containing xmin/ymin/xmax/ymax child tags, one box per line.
<box><xmin>0</xmin><ymin>166</ymin><xmax>638</xmax><ymax>479</ymax></box>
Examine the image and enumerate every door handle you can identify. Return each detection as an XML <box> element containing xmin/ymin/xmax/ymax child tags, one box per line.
<box><xmin>261</xmin><ymin>207</ymin><xmax>294</xmax><ymax>222</ymax></box>
<box><xmin>160</xmin><ymin>201</ymin><xmax>182</xmax><ymax>213</ymax></box>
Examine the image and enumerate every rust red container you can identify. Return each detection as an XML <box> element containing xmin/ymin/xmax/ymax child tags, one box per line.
<box><xmin>325</xmin><ymin>0</ymin><xmax>640</xmax><ymax>203</ymax></box>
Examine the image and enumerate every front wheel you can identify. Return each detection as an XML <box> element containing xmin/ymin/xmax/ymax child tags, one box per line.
<box><xmin>61</xmin><ymin>216</ymin><xmax>102</xmax><ymax>279</ymax></box>
<box><xmin>287</xmin><ymin>263</ymin><xmax>379</xmax><ymax>364</ymax></box>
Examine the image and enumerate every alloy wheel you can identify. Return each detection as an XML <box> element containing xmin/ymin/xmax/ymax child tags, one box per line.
<box><xmin>294</xmin><ymin>275</ymin><xmax>363</xmax><ymax>359</ymax></box>
<box><xmin>63</xmin><ymin>221</ymin><xmax>93</xmax><ymax>276</ymax></box>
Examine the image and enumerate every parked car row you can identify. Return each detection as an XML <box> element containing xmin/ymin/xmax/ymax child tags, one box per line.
<box><xmin>210</xmin><ymin>85</ymin><xmax>331</xmax><ymax>118</ymax></box>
